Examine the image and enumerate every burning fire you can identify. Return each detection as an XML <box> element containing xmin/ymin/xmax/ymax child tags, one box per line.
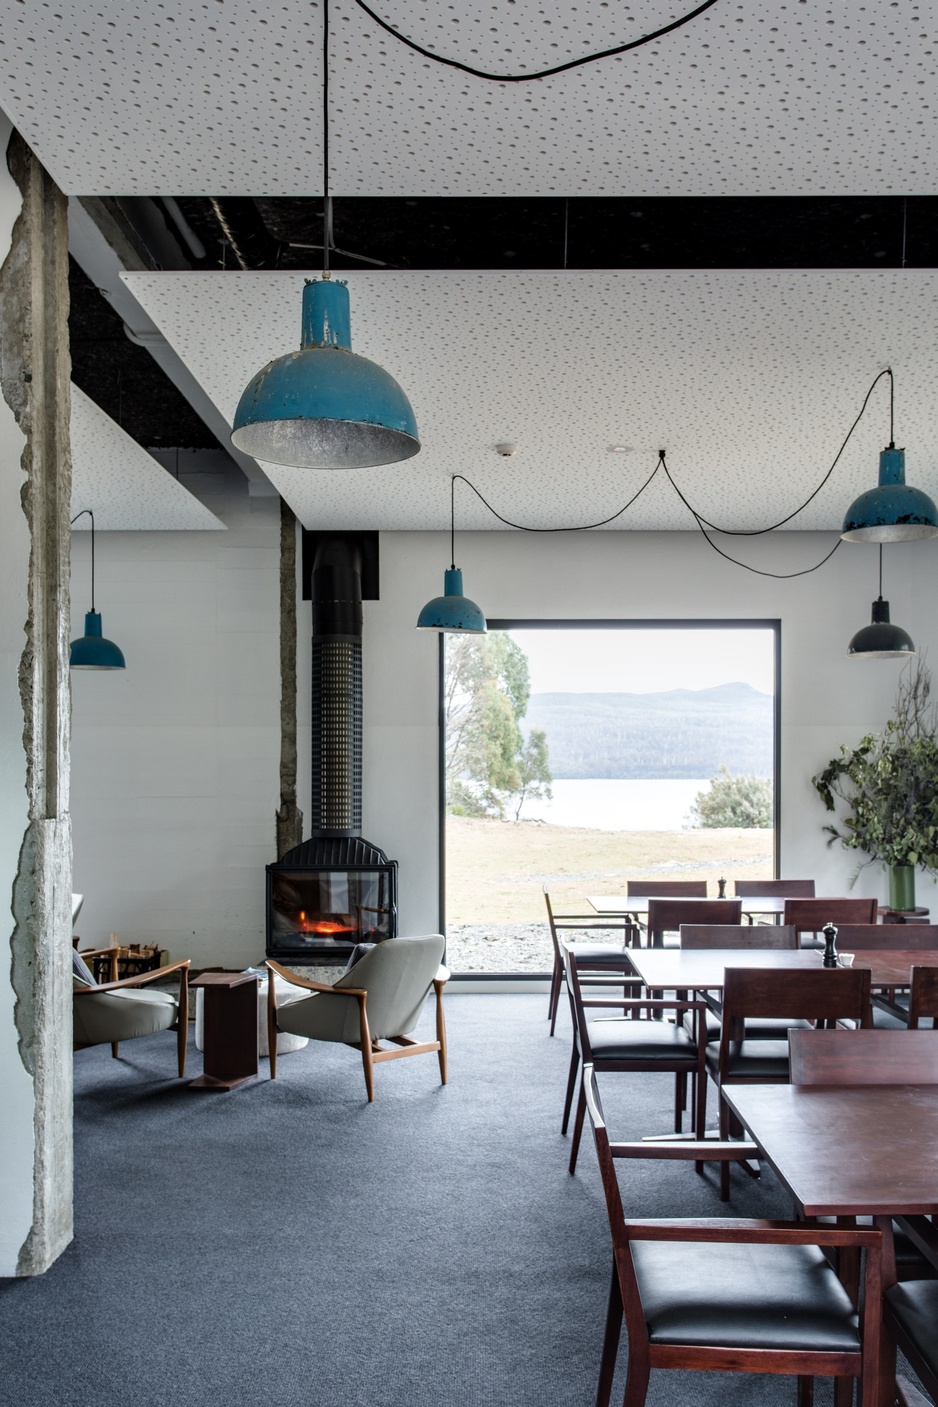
<box><xmin>296</xmin><ymin>911</ymin><xmax>355</xmax><ymax>936</ymax></box>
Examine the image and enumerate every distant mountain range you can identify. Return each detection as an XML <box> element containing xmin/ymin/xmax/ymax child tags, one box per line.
<box><xmin>525</xmin><ymin>683</ymin><xmax>773</xmax><ymax>780</ymax></box>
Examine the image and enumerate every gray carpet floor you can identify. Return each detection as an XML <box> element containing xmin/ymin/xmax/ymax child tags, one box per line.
<box><xmin>0</xmin><ymin>996</ymin><xmax>855</xmax><ymax>1405</ymax></box>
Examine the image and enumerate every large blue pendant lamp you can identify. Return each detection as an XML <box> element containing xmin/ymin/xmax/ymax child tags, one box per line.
<box><xmin>69</xmin><ymin>510</ymin><xmax>126</xmax><ymax>670</ymax></box>
<box><xmin>231</xmin><ymin>274</ymin><xmax>419</xmax><ymax>470</ymax></box>
<box><xmin>848</xmin><ymin>547</ymin><xmax>915</xmax><ymax>660</ymax></box>
<box><xmin>841</xmin><ymin>372</ymin><xmax>938</xmax><ymax>542</ymax></box>
<box><xmin>417</xmin><ymin>477</ymin><xmax>486</xmax><ymax>634</ymax></box>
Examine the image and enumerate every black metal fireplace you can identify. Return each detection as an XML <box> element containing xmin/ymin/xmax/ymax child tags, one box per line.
<box><xmin>266</xmin><ymin>533</ymin><xmax>398</xmax><ymax>966</ymax></box>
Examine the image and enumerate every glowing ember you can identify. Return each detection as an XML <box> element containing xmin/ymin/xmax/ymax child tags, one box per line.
<box><xmin>294</xmin><ymin>912</ymin><xmax>355</xmax><ymax>936</ymax></box>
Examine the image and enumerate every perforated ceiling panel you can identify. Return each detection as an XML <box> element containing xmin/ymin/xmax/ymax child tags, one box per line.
<box><xmin>123</xmin><ymin>268</ymin><xmax>938</xmax><ymax>534</ymax></box>
<box><xmin>0</xmin><ymin>2</ymin><xmax>935</xmax><ymax>196</ymax></box>
<box><xmin>70</xmin><ymin>384</ymin><xmax>225</xmax><ymax>530</ymax></box>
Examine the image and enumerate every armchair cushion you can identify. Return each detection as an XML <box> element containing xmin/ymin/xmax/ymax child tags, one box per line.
<box><xmin>632</xmin><ymin>1240</ymin><xmax>860</xmax><ymax>1351</ymax></box>
<box><xmin>885</xmin><ymin>1280</ymin><xmax>938</xmax><ymax>1379</ymax></box>
<box><xmin>73</xmin><ymin>988</ymin><xmax>177</xmax><ymax>1046</ymax></box>
<box><xmin>589</xmin><ymin>1017</ymin><xmax>698</xmax><ymax>1063</ymax></box>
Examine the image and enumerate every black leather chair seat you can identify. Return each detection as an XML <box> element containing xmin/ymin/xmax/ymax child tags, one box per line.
<box><xmin>632</xmin><ymin>1239</ymin><xmax>859</xmax><ymax>1351</ymax></box>
<box><xmin>589</xmin><ymin>1016</ymin><xmax>697</xmax><ymax>1063</ymax></box>
<box><xmin>686</xmin><ymin>1009</ymin><xmax>814</xmax><ymax>1042</ymax></box>
<box><xmin>885</xmin><ymin>1279</ymin><xmax>938</xmax><ymax>1376</ymax></box>
<box><xmin>704</xmin><ymin>1039</ymin><xmax>790</xmax><ymax>1079</ymax></box>
<box><xmin>564</xmin><ymin>941</ymin><xmax>629</xmax><ymax>964</ymax></box>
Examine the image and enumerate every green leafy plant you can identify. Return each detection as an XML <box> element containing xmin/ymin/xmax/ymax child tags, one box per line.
<box><xmin>690</xmin><ymin>766</ymin><xmax>773</xmax><ymax>829</ymax></box>
<box><xmin>812</xmin><ymin>664</ymin><xmax>938</xmax><ymax>876</ymax></box>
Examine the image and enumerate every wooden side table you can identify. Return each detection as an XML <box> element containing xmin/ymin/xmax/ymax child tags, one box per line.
<box><xmin>189</xmin><ymin>972</ymin><xmax>259</xmax><ymax>1091</ymax></box>
<box><xmin>880</xmin><ymin>906</ymin><xmax>931</xmax><ymax>925</ymax></box>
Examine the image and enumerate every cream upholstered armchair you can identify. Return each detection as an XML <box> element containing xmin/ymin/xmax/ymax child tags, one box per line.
<box><xmin>266</xmin><ymin>934</ymin><xmax>448</xmax><ymax>1101</ymax></box>
<box><xmin>72</xmin><ymin>942</ymin><xmax>190</xmax><ymax>1077</ymax></box>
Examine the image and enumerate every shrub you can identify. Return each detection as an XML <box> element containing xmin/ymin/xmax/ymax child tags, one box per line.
<box><xmin>690</xmin><ymin>766</ymin><xmax>773</xmax><ymax>829</ymax></box>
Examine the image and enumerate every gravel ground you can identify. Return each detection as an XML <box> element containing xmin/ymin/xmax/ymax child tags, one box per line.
<box><xmin>446</xmin><ymin>922</ymin><xmax>621</xmax><ymax>973</ymax></box>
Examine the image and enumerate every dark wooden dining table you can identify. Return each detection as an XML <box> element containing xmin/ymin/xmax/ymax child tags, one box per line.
<box><xmin>587</xmin><ymin>893</ymin><xmax>790</xmax><ymax>921</ymax></box>
<box><xmin>725</xmin><ymin>1081</ymin><xmax>938</xmax><ymax>1407</ymax></box>
<box><xmin>626</xmin><ymin>945</ymin><xmax>938</xmax><ymax>994</ymax></box>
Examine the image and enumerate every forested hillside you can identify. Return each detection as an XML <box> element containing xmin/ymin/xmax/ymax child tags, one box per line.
<box><xmin>525</xmin><ymin>683</ymin><xmax>773</xmax><ymax>779</ymax></box>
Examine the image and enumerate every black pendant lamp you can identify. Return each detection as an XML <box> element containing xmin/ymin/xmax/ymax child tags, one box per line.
<box><xmin>69</xmin><ymin>510</ymin><xmax>126</xmax><ymax>670</ymax></box>
<box><xmin>848</xmin><ymin>546</ymin><xmax>915</xmax><ymax>660</ymax></box>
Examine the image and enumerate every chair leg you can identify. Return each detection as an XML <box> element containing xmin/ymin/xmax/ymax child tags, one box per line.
<box><xmin>548</xmin><ymin>955</ymin><xmax>563</xmax><ymax>1036</ymax></box>
<box><xmin>357</xmin><ymin>996</ymin><xmax>375</xmax><ymax>1102</ymax></box>
<box><xmin>434</xmin><ymin>979</ymin><xmax>448</xmax><ymax>1084</ymax></box>
<box><xmin>674</xmin><ymin>1071</ymin><xmax>686</xmax><ymax>1133</ymax></box>
<box><xmin>832</xmin><ymin>1378</ymin><xmax>853</xmax><ymax>1407</ymax></box>
<box><xmin>111</xmin><ymin>1042</ymin><xmax>119</xmax><ymax>1059</ymax></box>
<box><xmin>561</xmin><ymin>1041</ymin><xmax>579</xmax><ymax>1134</ymax></box>
<box><xmin>568</xmin><ymin>1077</ymin><xmax>587</xmax><ymax>1175</ymax></box>
<box><xmin>176</xmin><ymin>969</ymin><xmax>188</xmax><ymax>1078</ymax></box>
<box><xmin>267</xmin><ymin>998</ymin><xmax>278</xmax><ymax>1080</ymax></box>
<box><xmin>719</xmin><ymin>1091</ymin><xmax>731</xmax><ymax>1201</ymax></box>
<box><xmin>622</xmin><ymin>1351</ymin><xmax>650</xmax><ymax>1407</ymax></box>
<box><xmin>797</xmin><ymin>1377</ymin><xmax>814</xmax><ymax>1407</ymax></box>
<box><xmin>596</xmin><ymin>1259</ymin><xmax>622</xmax><ymax>1407</ymax></box>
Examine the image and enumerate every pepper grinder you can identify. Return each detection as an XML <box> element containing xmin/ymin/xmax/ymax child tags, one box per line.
<box><xmin>821</xmin><ymin>922</ymin><xmax>839</xmax><ymax>968</ymax></box>
<box><xmin>717</xmin><ymin>877</ymin><xmax>727</xmax><ymax>898</ymax></box>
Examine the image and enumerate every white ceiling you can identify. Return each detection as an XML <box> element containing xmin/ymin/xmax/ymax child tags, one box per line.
<box><xmin>70</xmin><ymin>383</ymin><xmax>225</xmax><ymax>530</ymax></box>
<box><xmin>1</xmin><ymin>1</ymin><xmax>936</xmax><ymax>196</ymax></box>
<box><xmin>122</xmin><ymin>268</ymin><xmax>938</xmax><ymax>533</ymax></box>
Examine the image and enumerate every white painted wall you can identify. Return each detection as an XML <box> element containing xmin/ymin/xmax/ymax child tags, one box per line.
<box><xmin>70</xmin><ymin>516</ymin><xmax>938</xmax><ymax>970</ymax></box>
<box><xmin>69</xmin><ymin>475</ymin><xmax>280</xmax><ymax>969</ymax></box>
<box><xmin>365</xmin><ymin>529</ymin><xmax>938</xmax><ymax>935</ymax></box>
<box><xmin>0</xmin><ymin>113</ymin><xmax>37</xmax><ymax>1276</ymax></box>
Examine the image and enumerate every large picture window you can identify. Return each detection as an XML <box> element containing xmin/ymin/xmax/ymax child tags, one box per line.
<box><xmin>442</xmin><ymin>620</ymin><xmax>780</xmax><ymax>974</ymax></box>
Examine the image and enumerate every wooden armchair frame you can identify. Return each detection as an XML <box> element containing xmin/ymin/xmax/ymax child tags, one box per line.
<box><xmin>584</xmin><ymin>1065</ymin><xmax>883</xmax><ymax>1407</ymax></box>
<box><xmin>73</xmin><ymin>958</ymin><xmax>190</xmax><ymax>1076</ymax></box>
<box><xmin>543</xmin><ymin>889</ymin><xmax>633</xmax><ymax>1036</ymax></box>
<box><xmin>265</xmin><ymin>958</ymin><xmax>449</xmax><ymax>1102</ymax></box>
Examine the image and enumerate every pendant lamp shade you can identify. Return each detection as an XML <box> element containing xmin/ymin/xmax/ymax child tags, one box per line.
<box><xmin>231</xmin><ymin>279</ymin><xmax>419</xmax><ymax>470</ymax></box>
<box><xmin>842</xmin><ymin>447</ymin><xmax>938</xmax><ymax>543</ymax></box>
<box><xmin>848</xmin><ymin>597</ymin><xmax>915</xmax><ymax>660</ymax></box>
<box><xmin>416</xmin><ymin>568</ymin><xmax>487</xmax><ymax>634</ymax></box>
<box><xmin>69</xmin><ymin>610</ymin><xmax>126</xmax><ymax>670</ymax></box>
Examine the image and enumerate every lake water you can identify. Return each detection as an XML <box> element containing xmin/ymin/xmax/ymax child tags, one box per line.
<box><xmin>520</xmin><ymin>777</ymin><xmax>711</xmax><ymax>832</ymax></box>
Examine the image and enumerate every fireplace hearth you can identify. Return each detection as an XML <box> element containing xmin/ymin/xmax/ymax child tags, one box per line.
<box><xmin>267</xmin><ymin>836</ymin><xmax>398</xmax><ymax>965</ymax></box>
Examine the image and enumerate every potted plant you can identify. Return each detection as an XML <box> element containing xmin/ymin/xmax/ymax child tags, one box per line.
<box><xmin>812</xmin><ymin>664</ymin><xmax>938</xmax><ymax>911</ymax></box>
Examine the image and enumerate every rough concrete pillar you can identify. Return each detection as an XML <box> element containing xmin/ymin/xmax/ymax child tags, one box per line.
<box><xmin>276</xmin><ymin>496</ymin><xmax>303</xmax><ymax>859</ymax></box>
<box><xmin>0</xmin><ymin>123</ymin><xmax>74</xmax><ymax>1276</ymax></box>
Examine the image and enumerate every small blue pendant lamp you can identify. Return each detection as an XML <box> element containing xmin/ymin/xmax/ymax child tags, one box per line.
<box><xmin>231</xmin><ymin>275</ymin><xmax>419</xmax><ymax>470</ymax></box>
<box><xmin>417</xmin><ymin>477</ymin><xmax>486</xmax><ymax>634</ymax></box>
<box><xmin>69</xmin><ymin>510</ymin><xmax>126</xmax><ymax>670</ymax></box>
<box><xmin>848</xmin><ymin>547</ymin><xmax>915</xmax><ymax>660</ymax></box>
<box><xmin>842</xmin><ymin>371</ymin><xmax>938</xmax><ymax>543</ymax></box>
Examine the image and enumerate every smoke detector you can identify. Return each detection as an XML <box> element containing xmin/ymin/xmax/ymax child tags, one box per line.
<box><xmin>495</xmin><ymin>442</ymin><xmax>518</xmax><ymax>457</ymax></box>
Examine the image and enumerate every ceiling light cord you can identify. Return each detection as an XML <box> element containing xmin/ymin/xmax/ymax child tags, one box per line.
<box><xmin>70</xmin><ymin>509</ymin><xmax>96</xmax><ymax>609</ymax></box>
<box><xmin>351</xmin><ymin>0</ymin><xmax>723</xmax><ymax>83</ymax></box>
<box><xmin>323</xmin><ymin>0</ymin><xmax>331</xmax><ymax>276</ymax></box>
<box><xmin>452</xmin><ymin>457</ymin><xmax>664</xmax><ymax>534</ymax></box>
<box><xmin>662</xmin><ymin>367</ymin><xmax>894</xmax><ymax>537</ymax></box>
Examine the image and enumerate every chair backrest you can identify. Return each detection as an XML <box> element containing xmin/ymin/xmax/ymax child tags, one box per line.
<box><xmin>563</xmin><ymin>949</ymin><xmax>634</xmax><ymax>1063</ymax></box>
<box><xmin>829</xmin><ymin>924</ymin><xmax>938</xmax><ymax>951</ymax></box>
<box><xmin>721</xmin><ymin>965</ymin><xmax>872</xmax><ymax>1032</ymax></box>
<box><xmin>333</xmin><ymin>934</ymin><xmax>445</xmax><ymax>1038</ymax></box>
<box><xmin>542</xmin><ymin>889</ymin><xmax>627</xmax><ymax>960</ymax></box>
<box><xmin>680</xmin><ymin>923</ymin><xmax>798</xmax><ymax>950</ymax></box>
<box><xmin>790</xmin><ymin>1028</ymin><xmax>938</xmax><ymax>1085</ymax></box>
<box><xmin>734</xmin><ymin>878</ymin><xmax>815</xmax><ymax>898</ymax></box>
<box><xmin>647</xmin><ymin>898</ymin><xmax>741</xmax><ymax>941</ymax></box>
<box><xmin>626</xmin><ymin>879</ymin><xmax>708</xmax><ymax>897</ymax></box>
<box><xmin>910</xmin><ymin>967</ymin><xmax>938</xmax><ymax>1029</ymax></box>
<box><xmin>783</xmin><ymin>897</ymin><xmax>878</xmax><ymax>934</ymax></box>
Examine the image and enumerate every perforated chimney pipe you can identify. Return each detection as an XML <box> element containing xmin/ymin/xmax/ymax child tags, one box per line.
<box><xmin>310</xmin><ymin>536</ymin><xmax>363</xmax><ymax>837</ymax></box>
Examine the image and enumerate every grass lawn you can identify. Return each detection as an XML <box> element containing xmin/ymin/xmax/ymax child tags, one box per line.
<box><xmin>446</xmin><ymin>814</ymin><xmax>773</xmax><ymax>924</ymax></box>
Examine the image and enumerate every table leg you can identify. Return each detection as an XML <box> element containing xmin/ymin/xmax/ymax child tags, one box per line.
<box><xmin>872</xmin><ymin>1215</ymin><xmax>897</xmax><ymax>1407</ymax></box>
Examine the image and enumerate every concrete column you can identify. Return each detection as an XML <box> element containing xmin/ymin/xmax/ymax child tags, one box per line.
<box><xmin>0</xmin><ymin>121</ymin><xmax>73</xmax><ymax>1276</ymax></box>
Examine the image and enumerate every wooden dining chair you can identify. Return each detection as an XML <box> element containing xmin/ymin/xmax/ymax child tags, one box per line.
<box><xmin>646</xmin><ymin>897</ymin><xmax>741</xmax><ymax>949</ymax></box>
<box><xmin>783</xmin><ymin>897</ymin><xmax>878</xmax><ymax>946</ymax></box>
<box><xmin>543</xmin><ymin>889</ymin><xmax>632</xmax><ymax>1036</ymax></box>
<box><xmin>709</xmin><ymin>966</ymin><xmax>873</xmax><ymax>1198</ymax></box>
<box><xmin>678</xmin><ymin>924</ymin><xmax>802</xmax><ymax>1045</ymax></box>
<box><xmin>734</xmin><ymin>878</ymin><xmax>816</xmax><ymax>897</ymax></box>
<box><xmin>563</xmin><ymin>950</ymin><xmax>708</xmax><ymax>1175</ymax></box>
<box><xmin>583</xmin><ymin>1062</ymin><xmax>883</xmax><ymax>1407</ymax></box>
<box><xmin>827</xmin><ymin>924</ymin><xmax>938</xmax><ymax>950</ymax></box>
<box><xmin>909</xmin><ymin>968</ymin><xmax>938</xmax><ymax>1030</ymax></box>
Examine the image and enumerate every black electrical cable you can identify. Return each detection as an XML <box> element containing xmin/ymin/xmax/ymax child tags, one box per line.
<box><xmin>70</xmin><ymin>510</ymin><xmax>96</xmax><ymax>609</ymax></box>
<box><xmin>350</xmin><ymin>0</ymin><xmax>723</xmax><ymax>83</ymax></box>
<box><xmin>687</xmin><ymin>512</ymin><xmax>844</xmax><ymax>580</ymax></box>
<box><xmin>661</xmin><ymin>368</ymin><xmax>894</xmax><ymax>537</ymax></box>
<box><xmin>453</xmin><ymin>457</ymin><xmax>664</xmax><ymax>533</ymax></box>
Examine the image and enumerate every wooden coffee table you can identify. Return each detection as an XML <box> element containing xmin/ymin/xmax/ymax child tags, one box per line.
<box><xmin>189</xmin><ymin>971</ymin><xmax>259</xmax><ymax>1091</ymax></box>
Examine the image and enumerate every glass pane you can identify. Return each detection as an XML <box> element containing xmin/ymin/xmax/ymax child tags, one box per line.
<box><xmin>444</xmin><ymin>626</ymin><xmax>777</xmax><ymax>973</ymax></box>
<box><xmin>269</xmin><ymin>869</ymin><xmax>391</xmax><ymax>953</ymax></box>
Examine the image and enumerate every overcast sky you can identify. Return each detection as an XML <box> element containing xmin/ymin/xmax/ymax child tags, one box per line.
<box><xmin>509</xmin><ymin>627</ymin><xmax>776</xmax><ymax>696</ymax></box>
